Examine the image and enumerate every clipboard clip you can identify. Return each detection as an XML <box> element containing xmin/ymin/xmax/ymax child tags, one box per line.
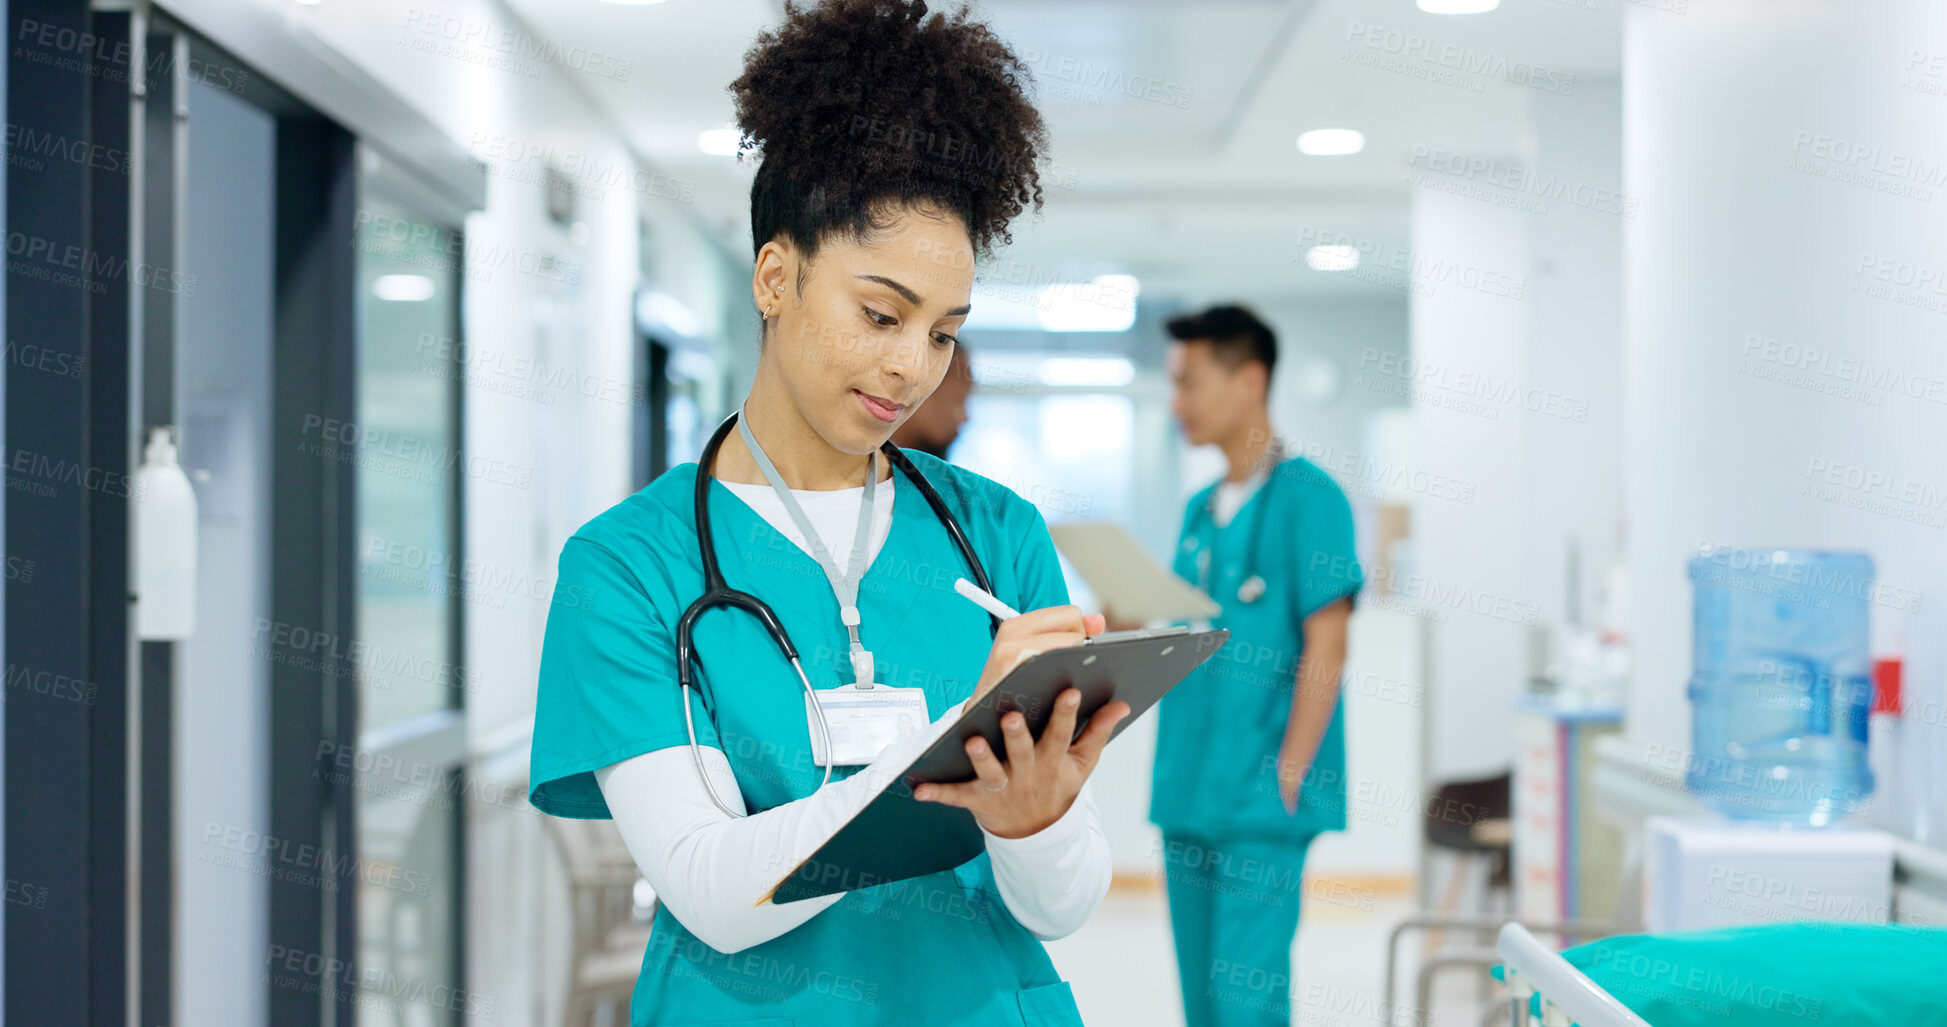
<box><xmin>1084</xmin><ymin>625</ymin><xmax>1191</xmax><ymax>646</ymax></box>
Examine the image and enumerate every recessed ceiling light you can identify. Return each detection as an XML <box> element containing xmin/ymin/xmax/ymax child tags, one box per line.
<box><xmin>1305</xmin><ymin>245</ymin><xmax>1360</xmax><ymax>272</ymax></box>
<box><xmin>1296</xmin><ymin>129</ymin><xmax>1365</xmax><ymax>156</ymax></box>
<box><xmin>696</xmin><ymin>127</ymin><xmax>741</xmax><ymax>157</ymax></box>
<box><xmin>1418</xmin><ymin>0</ymin><xmax>1499</xmax><ymax>12</ymax></box>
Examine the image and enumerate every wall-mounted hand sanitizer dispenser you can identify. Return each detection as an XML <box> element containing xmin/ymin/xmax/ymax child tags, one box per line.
<box><xmin>134</xmin><ymin>426</ymin><xmax>198</xmax><ymax>640</ymax></box>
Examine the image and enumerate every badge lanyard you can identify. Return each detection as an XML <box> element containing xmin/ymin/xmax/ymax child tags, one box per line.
<box><xmin>677</xmin><ymin>410</ymin><xmax>998</xmax><ymax>817</ymax></box>
<box><xmin>736</xmin><ymin>410</ymin><xmax>930</xmax><ymax>765</ymax></box>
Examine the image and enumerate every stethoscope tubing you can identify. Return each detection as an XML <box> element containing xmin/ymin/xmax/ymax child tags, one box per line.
<box><xmin>1201</xmin><ymin>460</ymin><xmax>1281</xmax><ymax>606</ymax></box>
<box><xmin>677</xmin><ymin>410</ymin><xmax>996</xmax><ymax>817</ymax></box>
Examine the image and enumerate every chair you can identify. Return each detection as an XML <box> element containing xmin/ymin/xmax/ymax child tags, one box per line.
<box><xmin>1380</xmin><ymin>770</ymin><xmax>1528</xmax><ymax>1022</ymax></box>
<box><xmin>545</xmin><ymin>817</ymin><xmax>656</xmax><ymax>1027</ymax></box>
<box><xmin>1425</xmin><ymin>770</ymin><xmax>1514</xmax><ymax>927</ymax></box>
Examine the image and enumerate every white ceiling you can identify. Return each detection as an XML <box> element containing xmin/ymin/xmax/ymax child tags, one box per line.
<box><xmin>499</xmin><ymin>0</ymin><xmax>1621</xmax><ymax>305</ymax></box>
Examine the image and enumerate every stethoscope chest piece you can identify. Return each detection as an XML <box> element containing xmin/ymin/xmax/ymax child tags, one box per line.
<box><xmin>1237</xmin><ymin>575</ymin><xmax>1266</xmax><ymax>604</ymax></box>
<box><xmin>1202</xmin><ymin>445</ymin><xmax>1286</xmax><ymax>609</ymax></box>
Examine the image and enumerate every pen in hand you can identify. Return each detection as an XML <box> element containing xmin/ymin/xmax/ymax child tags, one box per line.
<box><xmin>923</xmin><ymin>583</ymin><xmax>1127</xmax><ymax>828</ymax></box>
<box><xmin>952</xmin><ymin>577</ymin><xmax>1021</xmax><ymax>620</ymax></box>
<box><xmin>952</xmin><ymin>578</ymin><xmax>1038</xmax><ymax>712</ymax></box>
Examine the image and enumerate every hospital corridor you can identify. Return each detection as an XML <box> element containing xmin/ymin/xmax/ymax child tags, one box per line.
<box><xmin>5</xmin><ymin>0</ymin><xmax>1947</xmax><ymax>1025</ymax></box>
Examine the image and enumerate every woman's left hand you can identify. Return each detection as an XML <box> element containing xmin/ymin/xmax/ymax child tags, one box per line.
<box><xmin>911</xmin><ymin>687</ymin><xmax>1131</xmax><ymax>839</ymax></box>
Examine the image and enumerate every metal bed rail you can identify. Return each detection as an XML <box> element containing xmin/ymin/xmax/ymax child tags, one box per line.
<box><xmin>1383</xmin><ymin>913</ymin><xmax>1615</xmax><ymax>1018</ymax></box>
<box><xmin>1495</xmin><ymin>923</ymin><xmax>1651</xmax><ymax>1027</ymax></box>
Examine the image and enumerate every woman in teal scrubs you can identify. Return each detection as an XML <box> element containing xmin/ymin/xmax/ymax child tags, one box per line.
<box><xmin>527</xmin><ymin>3</ymin><xmax>1129</xmax><ymax>1024</ymax></box>
<box><xmin>1145</xmin><ymin>306</ymin><xmax>1364</xmax><ymax>1027</ymax></box>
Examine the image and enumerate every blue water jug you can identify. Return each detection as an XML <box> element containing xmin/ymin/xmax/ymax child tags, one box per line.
<box><xmin>1686</xmin><ymin>548</ymin><xmax>1874</xmax><ymax>825</ymax></box>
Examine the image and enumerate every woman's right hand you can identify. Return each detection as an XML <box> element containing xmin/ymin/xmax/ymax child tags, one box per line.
<box><xmin>961</xmin><ymin>604</ymin><xmax>1106</xmax><ymax>714</ymax></box>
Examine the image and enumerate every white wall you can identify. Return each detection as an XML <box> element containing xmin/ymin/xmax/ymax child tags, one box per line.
<box><xmin>1309</xmin><ymin>607</ymin><xmax>1428</xmax><ymax>878</ymax></box>
<box><xmin>1262</xmin><ymin>298</ymin><xmax>1412</xmax><ymax>471</ymax></box>
<box><xmin>1409</xmin><ymin>185</ymin><xmax>1534</xmax><ymax>781</ymax></box>
<box><xmin>1622</xmin><ymin>2</ymin><xmax>1947</xmax><ymax>758</ymax></box>
<box><xmin>1524</xmin><ymin>79</ymin><xmax>1625</xmax><ymax>634</ymax></box>
<box><xmin>1402</xmin><ymin>76</ymin><xmax>1628</xmax><ymax>788</ymax></box>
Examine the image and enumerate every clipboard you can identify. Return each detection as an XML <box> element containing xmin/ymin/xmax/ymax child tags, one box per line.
<box><xmin>762</xmin><ymin>626</ymin><xmax>1231</xmax><ymax>904</ymax></box>
<box><xmin>1047</xmin><ymin>521</ymin><xmax>1221</xmax><ymax>623</ymax></box>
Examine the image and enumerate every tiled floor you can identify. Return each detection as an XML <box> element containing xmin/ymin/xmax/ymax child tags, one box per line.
<box><xmin>1047</xmin><ymin>885</ymin><xmax>1494</xmax><ymax>1027</ymax></box>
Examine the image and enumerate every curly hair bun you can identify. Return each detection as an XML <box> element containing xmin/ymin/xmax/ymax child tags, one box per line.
<box><xmin>730</xmin><ymin>0</ymin><xmax>1048</xmax><ymax>260</ymax></box>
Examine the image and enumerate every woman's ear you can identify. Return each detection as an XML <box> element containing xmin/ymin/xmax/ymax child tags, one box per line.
<box><xmin>751</xmin><ymin>240</ymin><xmax>792</xmax><ymax>321</ymax></box>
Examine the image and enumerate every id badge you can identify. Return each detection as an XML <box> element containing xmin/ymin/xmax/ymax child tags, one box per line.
<box><xmin>805</xmin><ymin>684</ymin><xmax>931</xmax><ymax>766</ymax></box>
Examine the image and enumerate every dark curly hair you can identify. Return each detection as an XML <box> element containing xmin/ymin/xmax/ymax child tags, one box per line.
<box><xmin>729</xmin><ymin>0</ymin><xmax>1047</xmax><ymax>268</ymax></box>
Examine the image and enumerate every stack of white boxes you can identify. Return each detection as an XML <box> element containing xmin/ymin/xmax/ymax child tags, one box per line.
<box><xmin>1643</xmin><ymin>815</ymin><xmax>1894</xmax><ymax>932</ymax></box>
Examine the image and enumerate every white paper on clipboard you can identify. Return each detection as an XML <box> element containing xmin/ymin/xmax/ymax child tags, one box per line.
<box><xmin>1047</xmin><ymin>520</ymin><xmax>1221</xmax><ymax>624</ymax></box>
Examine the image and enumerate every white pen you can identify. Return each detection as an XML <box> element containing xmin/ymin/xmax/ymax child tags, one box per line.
<box><xmin>953</xmin><ymin>577</ymin><xmax>1021</xmax><ymax>620</ymax></box>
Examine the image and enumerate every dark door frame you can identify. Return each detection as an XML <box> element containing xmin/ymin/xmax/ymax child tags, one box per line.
<box><xmin>636</xmin><ymin>333</ymin><xmax>671</xmax><ymax>490</ymax></box>
<box><xmin>268</xmin><ymin>113</ymin><xmax>361</xmax><ymax>1027</ymax></box>
<box><xmin>5</xmin><ymin>1</ymin><xmax>481</xmax><ymax>1023</ymax></box>
<box><xmin>5</xmin><ymin>0</ymin><xmax>132</xmax><ymax>1023</ymax></box>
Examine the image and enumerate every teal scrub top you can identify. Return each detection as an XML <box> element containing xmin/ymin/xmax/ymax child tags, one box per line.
<box><xmin>1148</xmin><ymin>455</ymin><xmax>1364</xmax><ymax>840</ymax></box>
<box><xmin>528</xmin><ymin>449</ymin><xmax>1088</xmax><ymax>1027</ymax></box>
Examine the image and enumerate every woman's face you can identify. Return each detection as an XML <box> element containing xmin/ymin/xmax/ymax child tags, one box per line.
<box><xmin>753</xmin><ymin>205</ymin><xmax>976</xmax><ymax>456</ymax></box>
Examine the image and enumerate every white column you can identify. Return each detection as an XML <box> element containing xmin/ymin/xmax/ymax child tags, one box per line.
<box><xmin>1623</xmin><ymin>2</ymin><xmax>1947</xmax><ymax>755</ymax></box>
<box><xmin>1410</xmin><ymin>186</ymin><xmax>1533</xmax><ymax>780</ymax></box>
<box><xmin>1408</xmin><ymin>77</ymin><xmax>1629</xmax><ymax>780</ymax></box>
<box><xmin>1524</xmin><ymin>79</ymin><xmax>1626</xmax><ymax>632</ymax></box>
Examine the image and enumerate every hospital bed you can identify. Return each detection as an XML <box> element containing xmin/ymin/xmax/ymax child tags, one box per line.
<box><xmin>1382</xmin><ymin>733</ymin><xmax>1947</xmax><ymax>1026</ymax></box>
<box><xmin>1492</xmin><ymin>923</ymin><xmax>1650</xmax><ymax>1027</ymax></box>
<box><xmin>1491</xmin><ymin>916</ymin><xmax>1947</xmax><ymax>1027</ymax></box>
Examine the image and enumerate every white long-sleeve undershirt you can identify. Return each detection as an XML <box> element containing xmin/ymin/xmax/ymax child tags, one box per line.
<box><xmin>594</xmin><ymin>718</ymin><xmax>1111</xmax><ymax>954</ymax></box>
<box><xmin>590</xmin><ymin>471</ymin><xmax>1112</xmax><ymax>955</ymax></box>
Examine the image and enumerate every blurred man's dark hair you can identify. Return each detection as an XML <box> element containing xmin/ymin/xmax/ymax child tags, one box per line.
<box><xmin>1164</xmin><ymin>304</ymin><xmax>1277</xmax><ymax>383</ymax></box>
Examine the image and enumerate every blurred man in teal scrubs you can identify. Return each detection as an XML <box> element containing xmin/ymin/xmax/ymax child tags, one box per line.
<box><xmin>1137</xmin><ymin>304</ymin><xmax>1363</xmax><ymax>1027</ymax></box>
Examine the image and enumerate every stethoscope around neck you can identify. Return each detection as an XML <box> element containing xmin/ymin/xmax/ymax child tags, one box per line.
<box><xmin>1195</xmin><ymin>448</ymin><xmax>1286</xmax><ymax>607</ymax></box>
<box><xmin>675</xmin><ymin>410</ymin><xmax>998</xmax><ymax>818</ymax></box>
